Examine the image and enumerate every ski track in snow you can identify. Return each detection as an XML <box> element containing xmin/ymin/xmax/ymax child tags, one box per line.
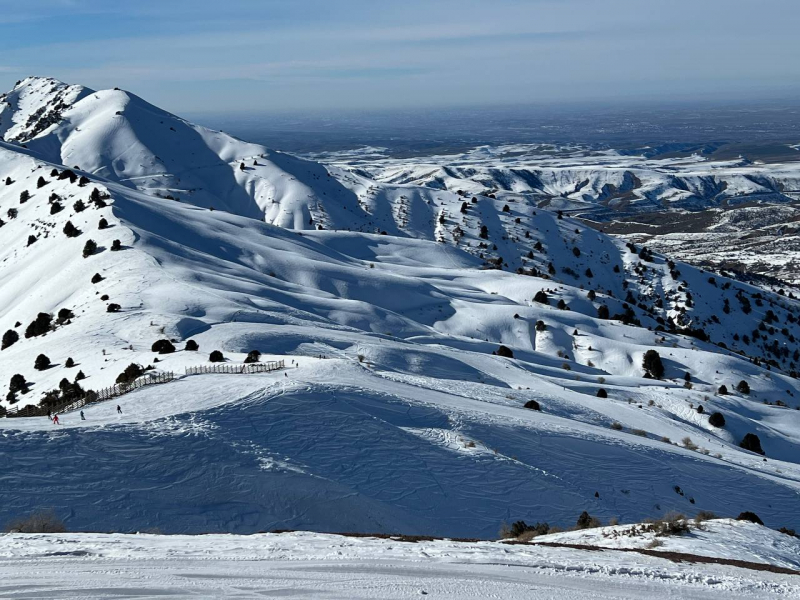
<box><xmin>0</xmin><ymin>528</ymin><xmax>798</xmax><ymax>599</ymax></box>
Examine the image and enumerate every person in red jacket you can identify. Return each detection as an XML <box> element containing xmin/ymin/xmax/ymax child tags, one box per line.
<box><xmin>52</xmin><ymin>414</ymin><xmax>60</xmax><ymax>425</ymax></box>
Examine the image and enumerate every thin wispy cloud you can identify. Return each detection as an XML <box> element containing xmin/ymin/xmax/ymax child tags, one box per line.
<box><xmin>0</xmin><ymin>0</ymin><xmax>798</xmax><ymax>112</ymax></box>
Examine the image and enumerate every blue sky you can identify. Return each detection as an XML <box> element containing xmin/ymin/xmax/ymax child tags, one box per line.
<box><xmin>0</xmin><ymin>0</ymin><xmax>798</xmax><ymax>114</ymax></box>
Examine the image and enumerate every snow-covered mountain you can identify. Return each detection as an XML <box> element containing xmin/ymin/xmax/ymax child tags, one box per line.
<box><xmin>316</xmin><ymin>143</ymin><xmax>800</xmax><ymax>220</ymax></box>
<box><xmin>0</xmin><ymin>76</ymin><xmax>362</xmax><ymax>224</ymax></box>
<box><xmin>1</xmin><ymin>77</ymin><xmax>799</xmax><ymax>539</ymax></box>
<box><xmin>600</xmin><ymin>203</ymin><xmax>800</xmax><ymax>285</ymax></box>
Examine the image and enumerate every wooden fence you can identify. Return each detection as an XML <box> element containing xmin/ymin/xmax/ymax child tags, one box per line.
<box><xmin>185</xmin><ymin>360</ymin><xmax>285</xmax><ymax>376</ymax></box>
<box><xmin>4</xmin><ymin>371</ymin><xmax>176</xmax><ymax>419</ymax></box>
<box><xmin>2</xmin><ymin>360</ymin><xmax>286</xmax><ymax>419</ymax></box>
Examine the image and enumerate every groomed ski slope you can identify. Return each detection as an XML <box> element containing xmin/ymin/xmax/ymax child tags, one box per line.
<box><xmin>1</xmin><ymin>523</ymin><xmax>798</xmax><ymax>599</ymax></box>
<box><xmin>2</xmin><ymin>359</ymin><xmax>799</xmax><ymax>538</ymax></box>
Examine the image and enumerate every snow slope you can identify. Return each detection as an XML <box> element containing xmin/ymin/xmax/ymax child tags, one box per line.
<box><xmin>0</xmin><ymin>526</ymin><xmax>798</xmax><ymax>599</ymax></box>
<box><xmin>0</xmin><ymin>79</ymin><xmax>799</xmax><ymax>541</ymax></box>
<box><xmin>0</xmin><ymin>76</ymin><xmax>362</xmax><ymax>223</ymax></box>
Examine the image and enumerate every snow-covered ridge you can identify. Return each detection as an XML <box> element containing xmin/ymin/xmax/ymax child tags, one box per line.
<box><xmin>318</xmin><ymin>143</ymin><xmax>800</xmax><ymax>220</ymax></box>
<box><xmin>1</xmin><ymin>77</ymin><xmax>800</xmax><ymax>540</ymax></box>
<box><xmin>0</xmin><ymin>76</ymin><xmax>361</xmax><ymax>223</ymax></box>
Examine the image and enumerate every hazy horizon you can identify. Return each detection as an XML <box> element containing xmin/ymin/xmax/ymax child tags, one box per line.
<box><xmin>1</xmin><ymin>0</ymin><xmax>798</xmax><ymax>114</ymax></box>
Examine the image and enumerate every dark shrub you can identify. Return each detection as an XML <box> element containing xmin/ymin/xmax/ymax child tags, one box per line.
<box><xmin>557</xmin><ymin>299</ymin><xmax>568</xmax><ymax>310</ymax></box>
<box><xmin>91</xmin><ymin>273</ymin><xmax>103</xmax><ymax>284</ymax></box>
<box><xmin>575</xmin><ymin>511</ymin><xmax>601</xmax><ymax>530</ymax></box>
<box><xmin>50</xmin><ymin>201</ymin><xmax>63</xmax><ymax>215</ymax></box>
<box><xmin>708</xmin><ymin>412</ymin><xmax>725</xmax><ymax>427</ymax></box>
<box><xmin>523</xmin><ymin>400</ymin><xmax>540</xmax><ymax>411</ymax></box>
<box><xmin>185</xmin><ymin>340</ymin><xmax>199</xmax><ymax>351</ymax></box>
<box><xmin>57</xmin><ymin>308</ymin><xmax>74</xmax><ymax>323</ymax></box>
<box><xmin>82</xmin><ymin>239</ymin><xmax>97</xmax><ymax>258</ymax></box>
<box><xmin>65</xmin><ymin>357</ymin><xmax>75</xmax><ymax>368</ymax></box>
<box><xmin>111</xmin><ymin>239</ymin><xmax>122</xmax><ymax>251</ymax></box>
<box><xmin>244</xmin><ymin>350</ymin><xmax>261</xmax><ymax>363</ymax></box>
<box><xmin>63</xmin><ymin>221</ymin><xmax>81</xmax><ymax>237</ymax></box>
<box><xmin>19</xmin><ymin>190</ymin><xmax>30</xmax><ymax>203</ymax></box>
<box><xmin>496</xmin><ymin>345</ymin><xmax>514</xmax><ymax>358</ymax></box>
<box><xmin>9</xmin><ymin>373</ymin><xmax>27</xmax><ymax>394</ymax></box>
<box><xmin>535</xmin><ymin>320</ymin><xmax>547</xmax><ymax>331</ymax></box>
<box><xmin>736</xmin><ymin>511</ymin><xmax>763</xmax><ymax>525</ymax></box>
<box><xmin>98</xmin><ymin>218</ymin><xmax>109</xmax><ymax>229</ymax></box>
<box><xmin>106</xmin><ymin>303</ymin><xmax>121</xmax><ymax>313</ymax></box>
<box><xmin>151</xmin><ymin>339</ymin><xmax>176</xmax><ymax>354</ymax></box>
<box><xmin>75</xmin><ymin>370</ymin><xmax>85</xmax><ymax>381</ymax></box>
<box><xmin>642</xmin><ymin>349</ymin><xmax>664</xmax><ymax>379</ymax></box>
<box><xmin>718</xmin><ymin>385</ymin><xmax>728</xmax><ymax>395</ymax></box>
<box><xmin>79</xmin><ymin>175</ymin><xmax>89</xmax><ymax>186</ymax></box>
<box><xmin>73</xmin><ymin>200</ymin><xmax>86</xmax><ymax>213</ymax></box>
<box><xmin>1</xmin><ymin>329</ymin><xmax>19</xmax><ymax>350</ymax></box>
<box><xmin>209</xmin><ymin>350</ymin><xmax>224</xmax><ymax>362</ymax></box>
<box><xmin>116</xmin><ymin>363</ymin><xmax>143</xmax><ymax>385</ymax></box>
<box><xmin>653</xmin><ymin>511</ymin><xmax>690</xmax><ymax>536</ymax></box>
<box><xmin>597</xmin><ymin>305</ymin><xmax>610</xmax><ymax>319</ymax></box>
<box><xmin>25</xmin><ymin>313</ymin><xmax>53</xmax><ymax>338</ymax></box>
<box><xmin>739</xmin><ymin>433</ymin><xmax>764</xmax><ymax>455</ymax></box>
<box><xmin>4</xmin><ymin>509</ymin><xmax>66</xmax><ymax>533</ymax></box>
<box><xmin>506</xmin><ymin>520</ymin><xmax>550</xmax><ymax>538</ymax></box>
<box><xmin>27</xmin><ymin>234</ymin><xmax>37</xmax><ymax>246</ymax></box>
<box><xmin>533</xmin><ymin>290</ymin><xmax>549</xmax><ymax>305</ymax></box>
<box><xmin>736</xmin><ymin>380</ymin><xmax>750</xmax><ymax>394</ymax></box>
<box><xmin>597</xmin><ymin>388</ymin><xmax>608</xmax><ymax>398</ymax></box>
<box><xmin>34</xmin><ymin>354</ymin><xmax>50</xmax><ymax>370</ymax></box>
<box><xmin>36</xmin><ymin>176</ymin><xmax>47</xmax><ymax>189</ymax></box>
<box><xmin>696</xmin><ymin>405</ymin><xmax>704</xmax><ymax>414</ymax></box>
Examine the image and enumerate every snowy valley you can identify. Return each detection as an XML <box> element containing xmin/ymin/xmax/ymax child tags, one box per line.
<box><xmin>0</xmin><ymin>77</ymin><xmax>799</xmax><ymax>596</ymax></box>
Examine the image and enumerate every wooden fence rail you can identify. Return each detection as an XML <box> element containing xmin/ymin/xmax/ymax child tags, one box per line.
<box><xmin>2</xmin><ymin>359</ymin><xmax>286</xmax><ymax>419</ymax></box>
<box><xmin>185</xmin><ymin>360</ymin><xmax>285</xmax><ymax>376</ymax></box>
<box><xmin>4</xmin><ymin>371</ymin><xmax>176</xmax><ymax>419</ymax></box>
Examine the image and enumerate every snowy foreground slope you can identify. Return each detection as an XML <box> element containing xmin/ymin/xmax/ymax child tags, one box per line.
<box><xmin>1</xmin><ymin>78</ymin><xmax>800</xmax><ymax>543</ymax></box>
<box><xmin>1</xmin><ymin>523</ymin><xmax>798</xmax><ymax>599</ymax></box>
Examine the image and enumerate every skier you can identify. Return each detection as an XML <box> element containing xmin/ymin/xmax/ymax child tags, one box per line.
<box><xmin>80</xmin><ymin>410</ymin><xmax>85</xmax><ymax>421</ymax></box>
<box><xmin>52</xmin><ymin>414</ymin><xmax>60</xmax><ymax>425</ymax></box>
<box><xmin>116</xmin><ymin>405</ymin><xmax>122</xmax><ymax>414</ymax></box>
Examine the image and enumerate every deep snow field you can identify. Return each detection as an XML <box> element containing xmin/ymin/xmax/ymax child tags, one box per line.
<box><xmin>1</xmin><ymin>77</ymin><xmax>800</xmax><ymax>596</ymax></box>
